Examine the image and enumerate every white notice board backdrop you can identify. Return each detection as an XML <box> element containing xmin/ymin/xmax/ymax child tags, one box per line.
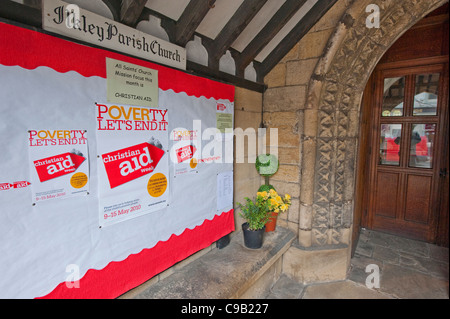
<box><xmin>0</xmin><ymin>22</ymin><xmax>234</xmax><ymax>299</ymax></box>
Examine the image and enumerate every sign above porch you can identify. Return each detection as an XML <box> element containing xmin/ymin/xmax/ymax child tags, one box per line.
<box><xmin>42</xmin><ymin>0</ymin><xmax>186</xmax><ymax>70</ymax></box>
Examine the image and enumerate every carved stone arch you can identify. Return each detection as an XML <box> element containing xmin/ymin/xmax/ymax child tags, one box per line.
<box><xmin>299</xmin><ymin>0</ymin><xmax>448</xmax><ymax>247</ymax></box>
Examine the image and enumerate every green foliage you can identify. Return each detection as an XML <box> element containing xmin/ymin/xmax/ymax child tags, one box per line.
<box><xmin>237</xmin><ymin>196</ymin><xmax>271</xmax><ymax>231</ymax></box>
<box><xmin>255</xmin><ymin>154</ymin><xmax>279</xmax><ymax>177</ymax></box>
<box><xmin>258</xmin><ymin>184</ymin><xmax>275</xmax><ymax>192</ymax></box>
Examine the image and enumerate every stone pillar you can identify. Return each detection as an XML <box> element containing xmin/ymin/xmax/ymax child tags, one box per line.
<box><xmin>301</xmin><ymin>0</ymin><xmax>447</xmax><ymax>249</ymax></box>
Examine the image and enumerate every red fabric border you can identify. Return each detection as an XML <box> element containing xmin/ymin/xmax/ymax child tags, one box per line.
<box><xmin>0</xmin><ymin>23</ymin><xmax>235</xmax><ymax>102</ymax></box>
<box><xmin>37</xmin><ymin>210</ymin><xmax>234</xmax><ymax>299</ymax></box>
<box><xmin>0</xmin><ymin>22</ymin><xmax>235</xmax><ymax>299</ymax></box>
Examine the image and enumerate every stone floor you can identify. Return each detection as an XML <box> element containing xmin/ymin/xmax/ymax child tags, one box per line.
<box><xmin>266</xmin><ymin>229</ymin><xmax>449</xmax><ymax>299</ymax></box>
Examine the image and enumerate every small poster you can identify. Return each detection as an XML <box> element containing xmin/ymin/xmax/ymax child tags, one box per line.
<box><xmin>216</xmin><ymin>101</ymin><xmax>233</xmax><ymax>134</ymax></box>
<box><xmin>106</xmin><ymin>58</ymin><xmax>158</xmax><ymax>108</ymax></box>
<box><xmin>28</xmin><ymin>129</ymin><xmax>89</xmax><ymax>203</ymax></box>
<box><xmin>171</xmin><ymin>127</ymin><xmax>200</xmax><ymax>176</ymax></box>
<box><xmin>96</xmin><ymin>103</ymin><xmax>169</xmax><ymax>227</ymax></box>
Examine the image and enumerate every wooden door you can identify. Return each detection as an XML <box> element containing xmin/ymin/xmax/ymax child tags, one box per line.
<box><xmin>366</xmin><ymin>60</ymin><xmax>448</xmax><ymax>242</ymax></box>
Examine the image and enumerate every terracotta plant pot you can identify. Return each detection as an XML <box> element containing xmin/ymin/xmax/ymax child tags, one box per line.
<box><xmin>265</xmin><ymin>212</ymin><xmax>278</xmax><ymax>232</ymax></box>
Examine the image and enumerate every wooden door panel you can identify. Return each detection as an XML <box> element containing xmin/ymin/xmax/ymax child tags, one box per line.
<box><xmin>374</xmin><ymin>172</ymin><xmax>400</xmax><ymax>219</ymax></box>
<box><xmin>366</xmin><ymin>60</ymin><xmax>447</xmax><ymax>243</ymax></box>
<box><xmin>404</xmin><ymin>174</ymin><xmax>432</xmax><ymax>224</ymax></box>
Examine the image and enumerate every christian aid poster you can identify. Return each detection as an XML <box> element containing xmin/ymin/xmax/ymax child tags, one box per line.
<box><xmin>96</xmin><ymin>103</ymin><xmax>169</xmax><ymax>227</ymax></box>
<box><xmin>28</xmin><ymin>129</ymin><xmax>89</xmax><ymax>203</ymax></box>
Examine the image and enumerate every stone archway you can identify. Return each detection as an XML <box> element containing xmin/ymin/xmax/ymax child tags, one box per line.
<box><xmin>298</xmin><ymin>0</ymin><xmax>448</xmax><ymax>248</ymax></box>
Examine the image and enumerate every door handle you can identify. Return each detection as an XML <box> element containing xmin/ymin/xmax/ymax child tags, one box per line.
<box><xmin>440</xmin><ymin>168</ymin><xmax>447</xmax><ymax>177</ymax></box>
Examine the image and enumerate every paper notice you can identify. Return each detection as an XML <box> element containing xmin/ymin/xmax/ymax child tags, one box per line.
<box><xmin>106</xmin><ymin>58</ymin><xmax>158</xmax><ymax>108</ymax></box>
<box><xmin>217</xmin><ymin>171</ymin><xmax>233</xmax><ymax>213</ymax></box>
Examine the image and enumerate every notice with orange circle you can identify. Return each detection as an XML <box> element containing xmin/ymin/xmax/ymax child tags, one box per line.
<box><xmin>28</xmin><ymin>129</ymin><xmax>90</xmax><ymax>203</ymax></box>
<box><xmin>147</xmin><ymin>173</ymin><xmax>167</xmax><ymax>197</ymax></box>
<box><xmin>96</xmin><ymin>103</ymin><xmax>169</xmax><ymax>227</ymax></box>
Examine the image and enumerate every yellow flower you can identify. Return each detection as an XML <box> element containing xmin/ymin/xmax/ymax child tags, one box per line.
<box><xmin>255</xmin><ymin>189</ymin><xmax>291</xmax><ymax>213</ymax></box>
<box><xmin>257</xmin><ymin>191</ymin><xmax>268</xmax><ymax>199</ymax></box>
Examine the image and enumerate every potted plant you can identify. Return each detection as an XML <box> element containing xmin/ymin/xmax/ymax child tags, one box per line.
<box><xmin>237</xmin><ymin>193</ymin><xmax>271</xmax><ymax>249</ymax></box>
<box><xmin>260</xmin><ymin>189</ymin><xmax>291</xmax><ymax>232</ymax></box>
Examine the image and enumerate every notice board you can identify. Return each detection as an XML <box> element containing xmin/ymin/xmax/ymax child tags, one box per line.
<box><xmin>0</xmin><ymin>22</ymin><xmax>235</xmax><ymax>298</ymax></box>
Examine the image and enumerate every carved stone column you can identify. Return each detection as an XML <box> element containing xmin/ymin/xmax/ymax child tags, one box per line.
<box><xmin>300</xmin><ymin>0</ymin><xmax>447</xmax><ymax>248</ymax></box>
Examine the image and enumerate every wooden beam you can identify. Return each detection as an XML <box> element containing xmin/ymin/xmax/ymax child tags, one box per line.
<box><xmin>166</xmin><ymin>0</ymin><xmax>217</xmax><ymax>47</ymax></box>
<box><xmin>236</xmin><ymin>0</ymin><xmax>308</xmax><ymax>72</ymax></box>
<box><xmin>253</xmin><ymin>60</ymin><xmax>265</xmax><ymax>83</ymax></box>
<box><xmin>205</xmin><ymin>0</ymin><xmax>268</xmax><ymax>67</ymax></box>
<box><xmin>186</xmin><ymin>60</ymin><xmax>266</xmax><ymax>93</ymax></box>
<box><xmin>0</xmin><ymin>1</ymin><xmax>41</xmax><ymax>27</ymax></box>
<box><xmin>119</xmin><ymin>0</ymin><xmax>147</xmax><ymax>27</ymax></box>
<box><xmin>259</xmin><ymin>0</ymin><xmax>338</xmax><ymax>77</ymax></box>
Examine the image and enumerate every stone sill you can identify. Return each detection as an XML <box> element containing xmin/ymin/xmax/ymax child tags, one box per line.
<box><xmin>121</xmin><ymin>226</ymin><xmax>296</xmax><ymax>299</ymax></box>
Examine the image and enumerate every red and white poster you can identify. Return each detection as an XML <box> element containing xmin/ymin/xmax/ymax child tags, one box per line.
<box><xmin>171</xmin><ymin>127</ymin><xmax>201</xmax><ymax>176</ymax></box>
<box><xmin>28</xmin><ymin>129</ymin><xmax>89</xmax><ymax>203</ymax></box>
<box><xmin>96</xmin><ymin>103</ymin><xmax>169</xmax><ymax>227</ymax></box>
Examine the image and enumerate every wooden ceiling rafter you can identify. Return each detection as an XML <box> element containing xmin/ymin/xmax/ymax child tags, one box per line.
<box><xmin>258</xmin><ymin>0</ymin><xmax>339</xmax><ymax>77</ymax></box>
<box><xmin>202</xmin><ymin>0</ymin><xmax>269</xmax><ymax>70</ymax></box>
<box><xmin>234</xmin><ymin>0</ymin><xmax>308</xmax><ymax>77</ymax></box>
<box><xmin>119</xmin><ymin>0</ymin><xmax>148</xmax><ymax>27</ymax></box>
<box><xmin>163</xmin><ymin>0</ymin><xmax>217</xmax><ymax>47</ymax></box>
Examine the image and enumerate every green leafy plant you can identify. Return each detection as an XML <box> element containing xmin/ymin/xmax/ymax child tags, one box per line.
<box><xmin>257</xmin><ymin>184</ymin><xmax>275</xmax><ymax>192</ymax></box>
<box><xmin>237</xmin><ymin>195</ymin><xmax>271</xmax><ymax>231</ymax></box>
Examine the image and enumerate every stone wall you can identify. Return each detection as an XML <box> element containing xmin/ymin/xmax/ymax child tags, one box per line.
<box><xmin>262</xmin><ymin>0</ymin><xmax>351</xmax><ymax>243</ymax></box>
<box><xmin>263</xmin><ymin>0</ymin><xmax>447</xmax><ymax>284</ymax></box>
<box><xmin>263</xmin><ymin>0</ymin><xmax>447</xmax><ymax>250</ymax></box>
<box><xmin>233</xmin><ymin>87</ymin><xmax>264</xmax><ymax>229</ymax></box>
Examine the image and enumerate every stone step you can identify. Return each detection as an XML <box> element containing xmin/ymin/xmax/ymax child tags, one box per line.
<box><xmin>121</xmin><ymin>226</ymin><xmax>296</xmax><ymax>299</ymax></box>
<box><xmin>265</xmin><ymin>274</ymin><xmax>305</xmax><ymax>299</ymax></box>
